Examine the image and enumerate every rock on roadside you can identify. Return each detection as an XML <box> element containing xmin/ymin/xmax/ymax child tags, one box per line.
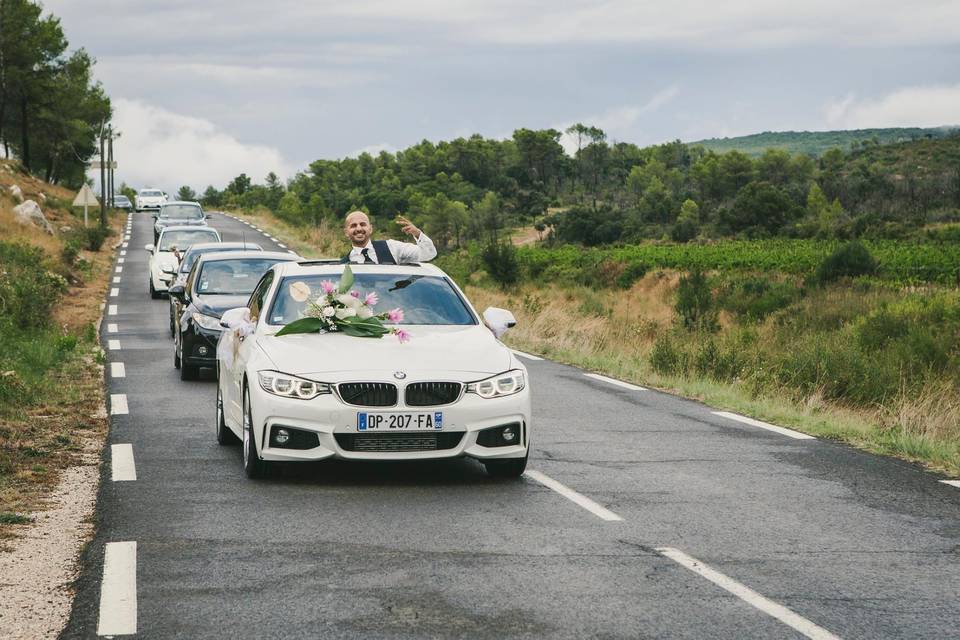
<box><xmin>8</xmin><ymin>184</ymin><xmax>24</xmax><ymax>202</ymax></box>
<box><xmin>13</xmin><ymin>200</ymin><xmax>54</xmax><ymax>235</ymax></box>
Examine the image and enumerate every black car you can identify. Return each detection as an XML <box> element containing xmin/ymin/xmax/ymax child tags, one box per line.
<box><xmin>169</xmin><ymin>251</ymin><xmax>299</xmax><ymax>380</ymax></box>
<box><xmin>167</xmin><ymin>241</ymin><xmax>264</xmax><ymax>337</ymax></box>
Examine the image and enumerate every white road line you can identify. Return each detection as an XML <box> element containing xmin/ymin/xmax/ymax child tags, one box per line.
<box><xmin>115</xmin><ymin>266</ymin><xmax>123</xmax><ymax>273</ymax></box>
<box><xmin>111</xmin><ymin>362</ymin><xmax>125</xmax><ymax>378</ymax></box>
<box><xmin>941</xmin><ymin>480</ymin><xmax>960</xmax><ymax>488</ymax></box>
<box><xmin>117</xmin><ymin>257</ymin><xmax>125</xmax><ymax>264</ymax></box>
<box><xmin>107</xmin><ymin>323</ymin><xmax>118</xmax><ymax>333</ymax></box>
<box><xmin>524</xmin><ymin>470</ymin><xmax>623</xmax><ymax>521</ymax></box>
<box><xmin>584</xmin><ymin>372</ymin><xmax>647</xmax><ymax>391</ymax></box>
<box><xmin>108</xmin><ymin>305</ymin><xmax>118</xmax><ymax>316</ymax></box>
<box><xmin>112</xmin><ymin>276</ymin><xmax>120</xmax><ymax>283</ymax></box>
<box><xmin>266</xmin><ymin>234</ymin><xmax>274</xmax><ymax>239</ymax></box>
<box><xmin>122</xmin><ymin>242</ymin><xmax>128</xmax><ymax>248</ymax></box>
<box><xmin>110</xmin><ymin>288</ymin><xmax>119</xmax><ymax>297</ymax></box>
<box><xmin>110</xmin><ymin>394</ymin><xmax>128</xmax><ymax>415</ymax></box>
<box><xmin>120</xmin><ymin>250</ymin><xmax>126</xmax><ymax>256</ymax></box>
<box><xmin>512</xmin><ymin>349</ymin><xmax>543</xmax><ymax>361</ymax></box>
<box><xmin>278</xmin><ymin>243</ymin><xmax>287</xmax><ymax>249</ymax></box>
<box><xmin>656</xmin><ymin>547</ymin><xmax>841</xmax><ymax>640</ymax></box>
<box><xmin>96</xmin><ymin>541</ymin><xmax>137</xmax><ymax>636</ymax></box>
<box><xmin>111</xmin><ymin>444</ymin><xmax>136</xmax><ymax>481</ymax></box>
<box><xmin>712</xmin><ymin>411</ymin><xmax>815</xmax><ymax>440</ymax></box>
<box><xmin>288</xmin><ymin>250</ymin><xmax>298</xmax><ymax>255</ymax></box>
<box><xmin>108</xmin><ymin>339</ymin><xmax>121</xmax><ymax>350</ymax></box>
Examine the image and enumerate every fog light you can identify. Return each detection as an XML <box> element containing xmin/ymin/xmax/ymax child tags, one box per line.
<box><xmin>501</xmin><ymin>427</ymin><xmax>516</xmax><ymax>443</ymax></box>
<box><xmin>274</xmin><ymin>428</ymin><xmax>290</xmax><ymax>445</ymax></box>
<box><xmin>197</xmin><ymin>346</ymin><xmax>208</xmax><ymax>356</ymax></box>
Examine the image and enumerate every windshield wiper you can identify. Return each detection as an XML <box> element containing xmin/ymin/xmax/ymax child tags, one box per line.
<box><xmin>390</xmin><ymin>275</ymin><xmax>424</xmax><ymax>292</ymax></box>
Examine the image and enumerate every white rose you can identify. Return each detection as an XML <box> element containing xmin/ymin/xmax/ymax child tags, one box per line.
<box><xmin>357</xmin><ymin>306</ymin><xmax>373</xmax><ymax>319</ymax></box>
<box><xmin>335</xmin><ymin>294</ymin><xmax>359</xmax><ymax>308</ymax></box>
<box><xmin>335</xmin><ymin>307</ymin><xmax>357</xmax><ymax>319</ymax></box>
<box><xmin>322</xmin><ymin>306</ymin><xmax>335</xmax><ymax>317</ymax></box>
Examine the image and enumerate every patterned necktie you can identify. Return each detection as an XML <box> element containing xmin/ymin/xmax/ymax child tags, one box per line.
<box><xmin>361</xmin><ymin>248</ymin><xmax>374</xmax><ymax>264</ymax></box>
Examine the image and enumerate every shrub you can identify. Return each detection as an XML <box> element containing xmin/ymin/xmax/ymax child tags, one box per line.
<box><xmin>675</xmin><ymin>269</ymin><xmax>717</xmax><ymax>330</ymax></box>
<box><xmin>815</xmin><ymin>241</ymin><xmax>878</xmax><ymax>283</ymax></box>
<box><xmin>481</xmin><ymin>241</ymin><xmax>519</xmax><ymax>286</ymax></box>
<box><xmin>616</xmin><ymin>261</ymin><xmax>649</xmax><ymax>289</ymax></box>
<box><xmin>0</xmin><ymin>242</ymin><xmax>69</xmax><ymax>329</ymax></box>
<box><xmin>61</xmin><ymin>239</ymin><xmax>82</xmax><ymax>265</ymax></box>
<box><xmin>718</xmin><ymin>276</ymin><xmax>800</xmax><ymax>321</ymax></box>
<box><xmin>650</xmin><ymin>334</ymin><xmax>684</xmax><ymax>375</ymax></box>
<box><xmin>81</xmin><ymin>225</ymin><xmax>113</xmax><ymax>251</ymax></box>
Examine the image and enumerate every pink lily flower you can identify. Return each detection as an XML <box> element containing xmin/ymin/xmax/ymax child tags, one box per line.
<box><xmin>319</xmin><ymin>280</ymin><xmax>336</xmax><ymax>294</ymax></box>
<box><xmin>350</xmin><ymin>290</ymin><xmax>360</xmax><ymax>298</ymax></box>
<box><xmin>363</xmin><ymin>291</ymin><xmax>379</xmax><ymax>306</ymax></box>
<box><xmin>394</xmin><ymin>328</ymin><xmax>411</xmax><ymax>343</ymax></box>
<box><xmin>387</xmin><ymin>308</ymin><xmax>404</xmax><ymax>323</ymax></box>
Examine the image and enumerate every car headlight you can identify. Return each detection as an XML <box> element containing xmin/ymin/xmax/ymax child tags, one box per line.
<box><xmin>191</xmin><ymin>312</ymin><xmax>223</xmax><ymax>331</ymax></box>
<box><xmin>258</xmin><ymin>371</ymin><xmax>331</xmax><ymax>400</ymax></box>
<box><xmin>466</xmin><ymin>369</ymin><xmax>526</xmax><ymax>399</ymax></box>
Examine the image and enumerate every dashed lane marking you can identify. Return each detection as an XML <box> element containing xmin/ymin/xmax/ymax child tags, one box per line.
<box><xmin>120</xmin><ymin>250</ymin><xmax>126</xmax><ymax>256</ymax></box>
<box><xmin>278</xmin><ymin>243</ymin><xmax>287</xmax><ymax>249</ymax></box>
<box><xmin>96</xmin><ymin>541</ymin><xmax>137</xmax><ymax>636</ymax></box>
<box><xmin>111</xmin><ymin>444</ymin><xmax>136</xmax><ymax>481</ymax></box>
<box><xmin>108</xmin><ymin>305</ymin><xmax>118</xmax><ymax>316</ymax></box>
<box><xmin>111</xmin><ymin>362</ymin><xmax>125</xmax><ymax>378</ymax></box>
<box><xmin>112</xmin><ymin>276</ymin><xmax>120</xmax><ymax>283</ymax></box>
<box><xmin>712</xmin><ymin>411</ymin><xmax>815</xmax><ymax>440</ymax></box>
<box><xmin>115</xmin><ymin>266</ymin><xmax>123</xmax><ymax>273</ymax></box>
<box><xmin>512</xmin><ymin>349</ymin><xmax>543</xmax><ymax>361</ymax></box>
<box><xmin>108</xmin><ymin>339</ymin><xmax>121</xmax><ymax>350</ymax></box>
<box><xmin>941</xmin><ymin>480</ymin><xmax>960</xmax><ymax>488</ymax></box>
<box><xmin>110</xmin><ymin>394</ymin><xmax>128</xmax><ymax>415</ymax></box>
<box><xmin>110</xmin><ymin>288</ymin><xmax>119</xmax><ymax>297</ymax></box>
<box><xmin>107</xmin><ymin>324</ymin><xmax>118</xmax><ymax>333</ymax></box>
<box><xmin>118</xmin><ymin>257</ymin><xmax>125</xmax><ymax>264</ymax></box>
<box><xmin>122</xmin><ymin>242</ymin><xmax>128</xmax><ymax>248</ymax></box>
<box><xmin>524</xmin><ymin>470</ymin><xmax>623</xmax><ymax>521</ymax></box>
<box><xmin>656</xmin><ymin>547</ymin><xmax>841</xmax><ymax>640</ymax></box>
<box><xmin>584</xmin><ymin>372</ymin><xmax>647</xmax><ymax>391</ymax></box>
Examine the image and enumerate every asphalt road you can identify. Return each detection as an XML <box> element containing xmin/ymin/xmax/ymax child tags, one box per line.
<box><xmin>60</xmin><ymin>211</ymin><xmax>960</xmax><ymax>639</ymax></box>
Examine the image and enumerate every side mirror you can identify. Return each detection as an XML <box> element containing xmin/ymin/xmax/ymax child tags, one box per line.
<box><xmin>482</xmin><ymin>307</ymin><xmax>517</xmax><ymax>338</ymax></box>
<box><xmin>152</xmin><ymin>212</ymin><xmax>159</xmax><ymax>219</ymax></box>
<box><xmin>168</xmin><ymin>284</ymin><xmax>186</xmax><ymax>301</ymax></box>
<box><xmin>144</xmin><ymin>243</ymin><xmax>155</xmax><ymax>252</ymax></box>
<box><xmin>220</xmin><ymin>307</ymin><xmax>251</xmax><ymax>329</ymax></box>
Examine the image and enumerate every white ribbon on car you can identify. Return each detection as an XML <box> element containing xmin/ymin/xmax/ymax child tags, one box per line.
<box><xmin>216</xmin><ymin>309</ymin><xmax>256</xmax><ymax>372</ymax></box>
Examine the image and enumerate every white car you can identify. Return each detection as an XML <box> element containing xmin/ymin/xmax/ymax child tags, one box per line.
<box><xmin>135</xmin><ymin>188</ymin><xmax>167</xmax><ymax>212</ymax></box>
<box><xmin>145</xmin><ymin>226</ymin><xmax>221</xmax><ymax>298</ymax></box>
<box><xmin>215</xmin><ymin>261</ymin><xmax>530</xmax><ymax>479</ymax></box>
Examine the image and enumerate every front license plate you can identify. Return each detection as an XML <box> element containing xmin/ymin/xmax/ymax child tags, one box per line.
<box><xmin>357</xmin><ymin>411</ymin><xmax>443</xmax><ymax>432</ymax></box>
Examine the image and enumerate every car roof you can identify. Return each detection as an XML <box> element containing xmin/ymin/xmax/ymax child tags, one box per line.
<box><xmin>159</xmin><ymin>225</ymin><xmax>219</xmax><ymax>235</ymax></box>
<box><xmin>160</xmin><ymin>200</ymin><xmax>201</xmax><ymax>207</ymax></box>
<box><xmin>138</xmin><ymin>188</ymin><xmax>163</xmax><ymax>193</ymax></box>
<box><xmin>270</xmin><ymin>260</ymin><xmax>448</xmax><ymax>279</ymax></box>
<box><xmin>197</xmin><ymin>250</ymin><xmax>299</xmax><ymax>264</ymax></box>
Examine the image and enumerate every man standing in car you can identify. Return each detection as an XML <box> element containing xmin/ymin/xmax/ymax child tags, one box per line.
<box><xmin>342</xmin><ymin>210</ymin><xmax>437</xmax><ymax>264</ymax></box>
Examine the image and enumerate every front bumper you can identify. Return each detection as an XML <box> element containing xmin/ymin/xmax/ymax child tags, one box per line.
<box><xmin>182</xmin><ymin>325</ymin><xmax>221</xmax><ymax>367</ymax></box>
<box><xmin>248</xmin><ymin>382</ymin><xmax>531</xmax><ymax>463</ymax></box>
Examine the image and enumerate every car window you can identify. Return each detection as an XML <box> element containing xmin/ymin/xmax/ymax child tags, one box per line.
<box><xmin>196</xmin><ymin>259</ymin><xmax>290</xmax><ymax>295</ymax></box>
<box><xmin>267</xmin><ymin>273</ymin><xmax>476</xmax><ymax>326</ymax></box>
<box><xmin>247</xmin><ymin>271</ymin><xmax>275</xmax><ymax>322</ymax></box>
<box><xmin>185</xmin><ymin>259</ymin><xmax>201</xmax><ymax>298</ymax></box>
<box><xmin>159</xmin><ymin>205</ymin><xmax>202</xmax><ymax>219</ymax></box>
<box><xmin>159</xmin><ymin>230</ymin><xmax>220</xmax><ymax>251</ymax></box>
<box><xmin>179</xmin><ymin>245</ymin><xmax>262</xmax><ymax>273</ymax></box>
<box><xmin>140</xmin><ymin>190</ymin><xmax>163</xmax><ymax>197</ymax></box>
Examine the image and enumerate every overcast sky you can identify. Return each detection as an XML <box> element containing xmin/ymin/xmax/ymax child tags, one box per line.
<box><xmin>43</xmin><ymin>0</ymin><xmax>960</xmax><ymax>194</ymax></box>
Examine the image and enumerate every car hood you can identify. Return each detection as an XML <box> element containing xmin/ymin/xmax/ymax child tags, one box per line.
<box><xmin>255</xmin><ymin>324</ymin><xmax>513</xmax><ymax>380</ymax></box>
<box><xmin>153</xmin><ymin>251</ymin><xmax>179</xmax><ymax>270</ymax></box>
<box><xmin>193</xmin><ymin>295</ymin><xmax>250</xmax><ymax>318</ymax></box>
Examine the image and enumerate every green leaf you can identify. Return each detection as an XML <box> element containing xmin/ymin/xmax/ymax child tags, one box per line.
<box><xmin>338</xmin><ymin>264</ymin><xmax>355</xmax><ymax>294</ymax></box>
<box><xmin>275</xmin><ymin>316</ymin><xmax>324</xmax><ymax>336</ymax></box>
<box><xmin>337</xmin><ymin>315</ymin><xmax>390</xmax><ymax>337</ymax></box>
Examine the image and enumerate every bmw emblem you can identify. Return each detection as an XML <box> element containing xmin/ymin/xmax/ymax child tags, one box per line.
<box><xmin>393</xmin><ymin>371</ymin><xmax>407</xmax><ymax>380</ymax></box>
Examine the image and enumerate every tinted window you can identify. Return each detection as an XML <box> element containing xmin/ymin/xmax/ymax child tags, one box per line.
<box><xmin>268</xmin><ymin>274</ymin><xmax>476</xmax><ymax>326</ymax></box>
<box><xmin>179</xmin><ymin>245</ymin><xmax>262</xmax><ymax>273</ymax></box>
<box><xmin>159</xmin><ymin>230</ymin><xmax>219</xmax><ymax>251</ymax></box>
<box><xmin>196</xmin><ymin>259</ymin><xmax>290</xmax><ymax>295</ymax></box>
<box><xmin>248</xmin><ymin>272</ymin><xmax>274</xmax><ymax>321</ymax></box>
<box><xmin>140</xmin><ymin>190</ymin><xmax>163</xmax><ymax>197</ymax></box>
<box><xmin>159</xmin><ymin>204</ymin><xmax>202</xmax><ymax>219</ymax></box>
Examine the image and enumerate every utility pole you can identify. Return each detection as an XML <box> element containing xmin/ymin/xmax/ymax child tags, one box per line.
<box><xmin>107</xmin><ymin>125</ymin><xmax>114</xmax><ymax>208</ymax></box>
<box><xmin>99</xmin><ymin>120</ymin><xmax>107</xmax><ymax>226</ymax></box>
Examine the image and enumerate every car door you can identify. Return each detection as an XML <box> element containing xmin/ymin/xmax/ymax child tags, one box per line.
<box><xmin>225</xmin><ymin>270</ymin><xmax>274</xmax><ymax>425</ymax></box>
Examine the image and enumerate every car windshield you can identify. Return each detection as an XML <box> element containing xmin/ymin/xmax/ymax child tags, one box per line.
<box><xmin>268</xmin><ymin>273</ymin><xmax>476</xmax><ymax>326</ymax></box>
<box><xmin>159</xmin><ymin>230</ymin><xmax>219</xmax><ymax>252</ymax></box>
<box><xmin>159</xmin><ymin>205</ymin><xmax>202</xmax><ymax>219</ymax></box>
<box><xmin>115</xmin><ymin>196</ymin><xmax>130</xmax><ymax>202</ymax></box>
<box><xmin>197</xmin><ymin>259</ymin><xmax>291</xmax><ymax>295</ymax></box>
<box><xmin>140</xmin><ymin>190</ymin><xmax>163</xmax><ymax>197</ymax></box>
<box><xmin>179</xmin><ymin>246</ymin><xmax>261</xmax><ymax>273</ymax></box>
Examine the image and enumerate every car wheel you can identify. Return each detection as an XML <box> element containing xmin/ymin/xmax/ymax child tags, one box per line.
<box><xmin>242</xmin><ymin>385</ymin><xmax>269</xmax><ymax>478</ymax></box>
<box><xmin>173</xmin><ymin>336</ymin><xmax>181</xmax><ymax>369</ymax></box>
<box><xmin>149</xmin><ymin>278</ymin><xmax>160</xmax><ymax>300</ymax></box>
<box><xmin>178</xmin><ymin>336</ymin><xmax>198</xmax><ymax>380</ymax></box>
<box><xmin>169</xmin><ymin>306</ymin><xmax>175</xmax><ymax>337</ymax></box>
<box><xmin>216</xmin><ymin>380</ymin><xmax>238</xmax><ymax>445</ymax></box>
<box><xmin>483</xmin><ymin>453</ymin><xmax>528</xmax><ymax>479</ymax></box>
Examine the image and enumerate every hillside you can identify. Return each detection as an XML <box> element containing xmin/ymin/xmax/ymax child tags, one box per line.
<box><xmin>689</xmin><ymin>126</ymin><xmax>959</xmax><ymax>157</ymax></box>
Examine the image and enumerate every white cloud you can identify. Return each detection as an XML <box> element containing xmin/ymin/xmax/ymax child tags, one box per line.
<box><xmin>104</xmin><ymin>98</ymin><xmax>294</xmax><ymax>193</ymax></box>
<box><xmin>824</xmin><ymin>85</ymin><xmax>960</xmax><ymax>129</ymax></box>
<box><xmin>347</xmin><ymin>143</ymin><xmax>397</xmax><ymax>158</ymax></box>
<box><xmin>558</xmin><ymin>86</ymin><xmax>680</xmax><ymax>154</ymax></box>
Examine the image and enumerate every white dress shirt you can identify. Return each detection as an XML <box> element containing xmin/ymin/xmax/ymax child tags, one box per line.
<box><xmin>348</xmin><ymin>233</ymin><xmax>437</xmax><ymax>264</ymax></box>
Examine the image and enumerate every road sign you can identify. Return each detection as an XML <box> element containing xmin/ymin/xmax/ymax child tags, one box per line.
<box><xmin>89</xmin><ymin>160</ymin><xmax>117</xmax><ymax>169</ymax></box>
<box><xmin>73</xmin><ymin>184</ymin><xmax>100</xmax><ymax>227</ymax></box>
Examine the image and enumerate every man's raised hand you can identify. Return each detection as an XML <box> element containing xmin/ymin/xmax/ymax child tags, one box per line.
<box><xmin>395</xmin><ymin>215</ymin><xmax>421</xmax><ymax>239</ymax></box>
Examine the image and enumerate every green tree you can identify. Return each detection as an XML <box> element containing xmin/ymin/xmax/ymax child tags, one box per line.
<box><xmin>671</xmin><ymin>199</ymin><xmax>700</xmax><ymax>242</ymax></box>
<box><xmin>227</xmin><ymin>173</ymin><xmax>251</xmax><ymax>196</ymax></box>
<box><xmin>176</xmin><ymin>185</ymin><xmax>197</xmax><ymax>201</ymax></box>
<box><xmin>724</xmin><ymin>181</ymin><xmax>799</xmax><ymax>236</ymax></box>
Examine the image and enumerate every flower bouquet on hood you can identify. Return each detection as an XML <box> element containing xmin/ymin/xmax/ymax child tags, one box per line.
<box><xmin>275</xmin><ymin>265</ymin><xmax>409</xmax><ymax>342</ymax></box>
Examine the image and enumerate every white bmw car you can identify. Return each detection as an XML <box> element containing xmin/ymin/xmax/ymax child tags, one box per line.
<box><xmin>215</xmin><ymin>261</ymin><xmax>531</xmax><ymax>479</ymax></box>
<box><xmin>145</xmin><ymin>226</ymin><xmax>221</xmax><ymax>298</ymax></box>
